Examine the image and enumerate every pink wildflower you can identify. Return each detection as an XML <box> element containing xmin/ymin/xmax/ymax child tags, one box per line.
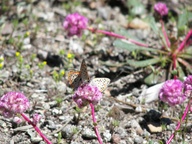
<box><xmin>159</xmin><ymin>79</ymin><xmax>186</xmax><ymax>106</ymax></box>
<box><xmin>63</xmin><ymin>12</ymin><xmax>88</xmax><ymax>37</ymax></box>
<box><xmin>13</xmin><ymin>116</ymin><xmax>23</xmax><ymax>124</ymax></box>
<box><xmin>154</xmin><ymin>2</ymin><xmax>168</xmax><ymax>17</ymax></box>
<box><xmin>32</xmin><ymin>113</ymin><xmax>41</xmax><ymax>125</ymax></box>
<box><xmin>0</xmin><ymin>92</ymin><xmax>30</xmax><ymax>118</ymax></box>
<box><xmin>72</xmin><ymin>83</ymin><xmax>102</xmax><ymax>108</ymax></box>
<box><xmin>184</xmin><ymin>75</ymin><xmax>192</xmax><ymax>97</ymax></box>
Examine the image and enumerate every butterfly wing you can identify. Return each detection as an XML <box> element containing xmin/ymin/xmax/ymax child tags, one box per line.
<box><xmin>80</xmin><ymin>59</ymin><xmax>90</xmax><ymax>83</ymax></box>
<box><xmin>90</xmin><ymin>78</ymin><xmax>110</xmax><ymax>92</ymax></box>
<box><xmin>68</xmin><ymin>70</ymin><xmax>81</xmax><ymax>89</ymax></box>
<box><xmin>67</xmin><ymin>60</ymin><xmax>90</xmax><ymax>90</ymax></box>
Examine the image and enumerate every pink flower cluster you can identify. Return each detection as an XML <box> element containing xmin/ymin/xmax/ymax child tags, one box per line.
<box><xmin>63</xmin><ymin>12</ymin><xmax>88</xmax><ymax>37</ymax></box>
<box><xmin>159</xmin><ymin>76</ymin><xmax>192</xmax><ymax>106</ymax></box>
<box><xmin>33</xmin><ymin>113</ymin><xmax>41</xmax><ymax>125</ymax></box>
<box><xmin>159</xmin><ymin>79</ymin><xmax>185</xmax><ymax>106</ymax></box>
<box><xmin>0</xmin><ymin>92</ymin><xmax>30</xmax><ymax>118</ymax></box>
<box><xmin>154</xmin><ymin>2</ymin><xmax>168</xmax><ymax>17</ymax></box>
<box><xmin>72</xmin><ymin>83</ymin><xmax>102</xmax><ymax>108</ymax></box>
<box><xmin>184</xmin><ymin>75</ymin><xmax>192</xmax><ymax>97</ymax></box>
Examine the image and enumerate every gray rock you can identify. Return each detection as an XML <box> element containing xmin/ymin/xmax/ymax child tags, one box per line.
<box><xmin>120</xmin><ymin>140</ymin><xmax>128</xmax><ymax>144</ymax></box>
<box><xmin>97</xmin><ymin>7</ymin><xmax>111</xmax><ymax>20</ymax></box>
<box><xmin>69</xmin><ymin>40</ymin><xmax>83</xmax><ymax>54</ymax></box>
<box><xmin>48</xmin><ymin>101</ymin><xmax>57</xmax><ymax>108</ymax></box>
<box><xmin>27</xmin><ymin>129</ymin><xmax>42</xmax><ymax>143</ymax></box>
<box><xmin>55</xmin><ymin>81</ymin><xmax>67</xmax><ymax>93</ymax></box>
<box><xmin>103</xmin><ymin>130</ymin><xmax>111</xmax><ymax>142</ymax></box>
<box><xmin>1</xmin><ymin>23</ymin><xmax>13</xmax><ymax>35</ymax></box>
<box><xmin>61</xmin><ymin>124</ymin><xmax>77</xmax><ymax>139</ymax></box>
<box><xmin>0</xmin><ymin>120</ymin><xmax>6</xmax><ymax>127</ymax></box>
<box><xmin>31</xmin><ymin>137</ymin><xmax>42</xmax><ymax>143</ymax></box>
<box><xmin>71</xmin><ymin>141</ymin><xmax>81</xmax><ymax>144</ymax></box>
<box><xmin>143</xmin><ymin>129</ymin><xmax>151</xmax><ymax>138</ymax></box>
<box><xmin>43</xmin><ymin>103</ymin><xmax>50</xmax><ymax>110</ymax></box>
<box><xmin>52</xmin><ymin>108</ymin><xmax>62</xmax><ymax>115</ymax></box>
<box><xmin>134</xmin><ymin>136</ymin><xmax>143</xmax><ymax>144</ymax></box>
<box><xmin>130</xmin><ymin>119</ymin><xmax>143</xmax><ymax>135</ymax></box>
<box><xmin>115</xmin><ymin>127</ymin><xmax>127</xmax><ymax>137</ymax></box>
<box><xmin>111</xmin><ymin>134</ymin><xmax>121</xmax><ymax>144</ymax></box>
<box><xmin>0</xmin><ymin>70</ymin><xmax>9</xmax><ymax>82</ymax></box>
<box><xmin>47</xmin><ymin>120</ymin><xmax>56</xmax><ymax>130</ymax></box>
<box><xmin>82</xmin><ymin>127</ymin><xmax>97</xmax><ymax>139</ymax></box>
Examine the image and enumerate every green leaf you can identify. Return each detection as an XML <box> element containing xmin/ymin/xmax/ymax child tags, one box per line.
<box><xmin>178</xmin><ymin>58</ymin><xmax>192</xmax><ymax>73</ymax></box>
<box><xmin>126</xmin><ymin>58</ymin><xmax>161</xmax><ymax>68</ymax></box>
<box><xmin>177</xmin><ymin>62</ymin><xmax>185</xmax><ymax>80</ymax></box>
<box><xmin>178</xmin><ymin>9</ymin><xmax>189</xmax><ymax>29</ymax></box>
<box><xmin>116</xmin><ymin>29</ymin><xmax>145</xmax><ymax>44</ymax></box>
<box><xmin>113</xmin><ymin>39</ymin><xmax>159</xmax><ymax>52</ymax></box>
<box><xmin>127</xmin><ymin>0</ymin><xmax>145</xmax><ymax>16</ymax></box>
<box><xmin>130</xmin><ymin>5</ymin><xmax>145</xmax><ymax>16</ymax></box>
<box><xmin>144</xmin><ymin>72</ymin><xmax>159</xmax><ymax>85</ymax></box>
<box><xmin>189</xmin><ymin>12</ymin><xmax>192</xmax><ymax>20</ymax></box>
<box><xmin>179</xmin><ymin>46</ymin><xmax>192</xmax><ymax>59</ymax></box>
<box><xmin>146</xmin><ymin>16</ymin><xmax>159</xmax><ymax>35</ymax></box>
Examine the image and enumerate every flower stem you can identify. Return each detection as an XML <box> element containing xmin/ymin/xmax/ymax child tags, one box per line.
<box><xmin>172</xmin><ymin>54</ymin><xmax>177</xmax><ymax>79</ymax></box>
<box><xmin>160</xmin><ymin>19</ymin><xmax>170</xmax><ymax>48</ymax></box>
<box><xmin>172</xmin><ymin>30</ymin><xmax>192</xmax><ymax>79</ymax></box>
<box><xmin>166</xmin><ymin>97</ymin><xmax>191</xmax><ymax>144</ymax></box>
<box><xmin>177</xmin><ymin>29</ymin><xmax>192</xmax><ymax>52</ymax></box>
<box><xmin>87</xmin><ymin>27</ymin><xmax>148</xmax><ymax>47</ymax></box>
<box><xmin>89</xmin><ymin>103</ymin><xmax>103</xmax><ymax>144</ymax></box>
<box><xmin>21</xmin><ymin>113</ymin><xmax>52</xmax><ymax>144</ymax></box>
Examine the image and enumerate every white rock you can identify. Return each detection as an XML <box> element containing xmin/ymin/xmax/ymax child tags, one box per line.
<box><xmin>138</xmin><ymin>82</ymin><xmax>164</xmax><ymax>103</ymax></box>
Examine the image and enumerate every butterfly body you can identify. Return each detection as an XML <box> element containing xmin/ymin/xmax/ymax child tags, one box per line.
<box><xmin>67</xmin><ymin>60</ymin><xmax>90</xmax><ymax>89</ymax></box>
<box><xmin>67</xmin><ymin>60</ymin><xmax>110</xmax><ymax>92</ymax></box>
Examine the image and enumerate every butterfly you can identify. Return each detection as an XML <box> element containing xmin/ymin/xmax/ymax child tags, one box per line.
<box><xmin>68</xmin><ymin>60</ymin><xmax>90</xmax><ymax>89</ymax></box>
<box><xmin>90</xmin><ymin>78</ymin><xmax>110</xmax><ymax>93</ymax></box>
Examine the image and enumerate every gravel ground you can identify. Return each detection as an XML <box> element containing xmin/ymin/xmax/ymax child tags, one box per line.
<box><xmin>0</xmin><ymin>0</ymin><xmax>192</xmax><ymax>144</ymax></box>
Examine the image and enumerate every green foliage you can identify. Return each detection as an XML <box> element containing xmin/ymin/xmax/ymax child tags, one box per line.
<box><xmin>144</xmin><ymin>67</ymin><xmax>163</xmax><ymax>85</ymax></box>
<box><xmin>126</xmin><ymin>58</ymin><xmax>161</xmax><ymax>68</ymax></box>
<box><xmin>62</xmin><ymin>0</ymin><xmax>82</xmax><ymax>12</ymax></box>
<box><xmin>12</xmin><ymin>19</ymin><xmax>19</xmax><ymax>29</ymax></box>
<box><xmin>1</xmin><ymin>0</ymin><xmax>9</xmax><ymax>13</ymax></box>
<box><xmin>158</xmin><ymin>140</ymin><xmax>165</xmax><ymax>144</ymax></box>
<box><xmin>30</xmin><ymin>53</ymin><xmax>36</xmax><ymax>62</ymax></box>
<box><xmin>161</xmin><ymin>123</ymin><xmax>167</xmax><ymax>131</ymax></box>
<box><xmin>72</xmin><ymin>127</ymin><xmax>78</xmax><ymax>135</ymax></box>
<box><xmin>127</xmin><ymin>0</ymin><xmax>145</xmax><ymax>16</ymax></box>
<box><xmin>113</xmin><ymin>39</ymin><xmax>158</xmax><ymax>52</ymax></box>
<box><xmin>147</xmin><ymin>16</ymin><xmax>159</xmax><ymax>35</ymax></box>
<box><xmin>178</xmin><ymin>9</ymin><xmax>189</xmax><ymax>31</ymax></box>
<box><xmin>55</xmin><ymin>97</ymin><xmax>63</xmax><ymax>107</ymax></box>
<box><xmin>74</xmin><ymin>106</ymin><xmax>82</xmax><ymax>113</ymax></box>
<box><xmin>113</xmin><ymin>9</ymin><xmax>192</xmax><ymax>85</ymax></box>
<box><xmin>111</xmin><ymin>120</ymin><xmax>120</xmax><ymax>127</ymax></box>
<box><xmin>59</xmin><ymin>50</ymin><xmax>65</xmax><ymax>56</ymax></box>
<box><xmin>57</xmin><ymin>132</ymin><xmax>62</xmax><ymax>144</ymax></box>
<box><xmin>52</xmin><ymin>69</ymin><xmax>65</xmax><ymax>82</ymax></box>
<box><xmin>38</xmin><ymin>61</ymin><xmax>47</xmax><ymax>69</ymax></box>
<box><xmin>0</xmin><ymin>56</ymin><xmax>4</xmax><ymax>70</ymax></box>
<box><xmin>15</xmin><ymin>52</ymin><xmax>35</xmax><ymax>81</ymax></box>
<box><xmin>16</xmin><ymin>52</ymin><xmax>24</xmax><ymax>69</ymax></box>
